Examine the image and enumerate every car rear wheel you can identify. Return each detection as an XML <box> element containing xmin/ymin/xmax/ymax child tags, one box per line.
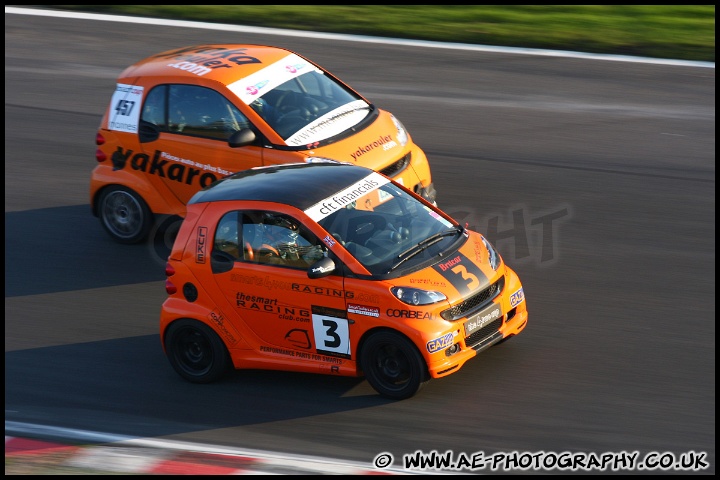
<box><xmin>361</xmin><ymin>330</ymin><xmax>429</xmax><ymax>400</ymax></box>
<box><xmin>164</xmin><ymin>319</ymin><xmax>231</xmax><ymax>383</ymax></box>
<box><xmin>98</xmin><ymin>186</ymin><xmax>152</xmax><ymax>244</ymax></box>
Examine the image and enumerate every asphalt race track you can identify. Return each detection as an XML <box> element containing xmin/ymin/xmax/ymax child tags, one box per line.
<box><xmin>5</xmin><ymin>8</ymin><xmax>715</xmax><ymax>474</ymax></box>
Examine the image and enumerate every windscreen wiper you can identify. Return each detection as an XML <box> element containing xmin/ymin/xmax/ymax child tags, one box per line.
<box><xmin>388</xmin><ymin>227</ymin><xmax>463</xmax><ymax>272</ymax></box>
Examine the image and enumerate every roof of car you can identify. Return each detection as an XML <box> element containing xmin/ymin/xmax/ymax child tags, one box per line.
<box><xmin>188</xmin><ymin>162</ymin><xmax>377</xmax><ymax>211</ymax></box>
<box><xmin>120</xmin><ymin>44</ymin><xmax>306</xmax><ymax>86</ymax></box>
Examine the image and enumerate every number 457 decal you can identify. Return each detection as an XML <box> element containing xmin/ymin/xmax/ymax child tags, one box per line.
<box><xmin>312</xmin><ymin>313</ymin><xmax>350</xmax><ymax>357</ymax></box>
<box><xmin>108</xmin><ymin>83</ymin><xmax>144</xmax><ymax>133</ymax></box>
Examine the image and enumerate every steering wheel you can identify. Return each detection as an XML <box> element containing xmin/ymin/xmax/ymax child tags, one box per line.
<box><xmin>244</xmin><ymin>242</ymin><xmax>280</xmax><ymax>261</ymax></box>
<box><xmin>244</xmin><ymin>242</ymin><xmax>254</xmax><ymax>261</ymax></box>
<box><xmin>275</xmin><ymin>90</ymin><xmax>313</xmax><ymax>120</ymax></box>
<box><xmin>275</xmin><ymin>90</ymin><xmax>294</xmax><ymax>111</ymax></box>
<box><xmin>257</xmin><ymin>244</ymin><xmax>280</xmax><ymax>258</ymax></box>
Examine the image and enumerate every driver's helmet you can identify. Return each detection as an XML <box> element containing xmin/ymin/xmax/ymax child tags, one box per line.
<box><xmin>262</xmin><ymin>213</ymin><xmax>298</xmax><ymax>231</ymax></box>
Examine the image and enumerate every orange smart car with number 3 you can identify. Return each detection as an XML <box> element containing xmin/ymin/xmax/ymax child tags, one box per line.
<box><xmin>160</xmin><ymin>161</ymin><xmax>526</xmax><ymax>400</ymax></box>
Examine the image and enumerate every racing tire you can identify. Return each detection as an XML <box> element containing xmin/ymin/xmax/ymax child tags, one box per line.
<box><xmin>164</xmin><ymin>319</ymin><xmax>231</xmax><ymax>383</ymax></box>
<box><xmin>361</xmin><ymin>330</ymin><xmax>429</xmax><ymax>400</ymax></box>
<box><xmin>98</xmin><ymin>186</ymin><xmax>153</xmax><ymax>244</ymax></box>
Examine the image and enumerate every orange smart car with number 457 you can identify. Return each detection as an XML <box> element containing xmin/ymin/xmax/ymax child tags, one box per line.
<box><xmin>90</xmin><ymin>44</ymin><xmax>436</xmax><ymax>244</ymax></box>
<box><xmin>160</xmin><ymin>161</ymin><xmax>527</xmax><ymax>400</ymax></box>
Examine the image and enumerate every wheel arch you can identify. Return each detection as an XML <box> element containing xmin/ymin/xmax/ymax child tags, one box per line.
<box><xmin>356</xmin><ymin>326</ymin><xmax>429</xmax><ymax>376</ymax></box>
<box><xmin>160</xmin><ymin>313</ymin><xmax>219</xmax><ymax>352</ymax></box>
<box><xmin>162</xmin><ymin>316</ymin><xmax>233</xmax><ymax>384</ymax></box>
<box><xmin>90</xmin><ymin>165</ymin><xmax>180</xmax><ymax>218</ymax></box>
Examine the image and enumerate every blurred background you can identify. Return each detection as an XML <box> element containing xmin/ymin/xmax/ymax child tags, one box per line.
<box><xmin>51</xmin><ymin>5</ymin><xmax>715</xmax><ymax>62</ymax></box>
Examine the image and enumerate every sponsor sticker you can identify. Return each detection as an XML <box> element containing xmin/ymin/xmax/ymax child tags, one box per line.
<box><xmin>286</xmin><ymin>100</ymin><xmax>371</xmax><ymax>146</ymax></box>
<box><xmin>464</xmin><ymin>302</ymin><xmax>502</xmax><ymax>337</ymax></box>
<box><xmin>427</xmin><ymin>332</ymin><xmax>454</xmax><ymax>353</ymax></box>
<box><xmin>304</xmin><ymin>172</ymin><xmax>389</xmax><ymax>222</ymax></box>
<box><xmin>196</xmin><ymin>226</ymin><xmax>208</xmax><ymax>263</ymax></box>
<box><xmin>510</xmin><ymin>287</ymin><xmax>525</xmax><ymax>308</ymax></box>
<box><xmin>323</xmin><ymin>234</ymin><xmax>336</xmax><ymax>247</ymax></box>
<box><xmin>108</xmin><ymin>83</ymin><xmax>143</xmax><ymax>133</ymax></box>
<box><xmin>228</xmin><ymin>53</ymin><xmax>318</xmax><ymax>105</ymax></box>
<box><xmin>347</xmin><ymin>304</ymin><xmax>380</xmax><ymax>317</ymax></box>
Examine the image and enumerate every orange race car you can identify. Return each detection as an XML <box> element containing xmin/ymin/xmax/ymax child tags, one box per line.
<box><xmin>90</xmin><ymin>44</ymin><xmax>436</xmax><ymax>244</ymax></box>
<box><xmin>160</xmin><ymin>161</ymin><xmax>527</xmax><ymax>400</ymax></box>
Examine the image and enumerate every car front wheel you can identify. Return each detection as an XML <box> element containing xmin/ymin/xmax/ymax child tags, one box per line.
<box><xmin>361</xmin><ymin>330</ymin><xmax>429</xmax><ymax>400</ymax></box>
<box><xmin>98</xmin><ymin>186</ymin><xmax>152</xmax><ymax>244</ymax></box>
<box><xmin>164</xmin><ymin>319</ymin><xmax>231</xmax><ymax>383</ymax></box>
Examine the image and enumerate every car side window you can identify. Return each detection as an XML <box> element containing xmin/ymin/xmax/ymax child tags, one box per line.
<box><xmin>215</xmin><ymin>211</ymin><xmax>241</xmax><ymax>259</ymax></box>
<box><xmin>214</xmin><ymin>210</ymin><xmax>326</xmax><ymax>269</ymax></box>
<box><xmin>168</xmin><ymin>84</ymin><xmax>250</xmax><ymax>140</ymax></box>
<box><xmin>141</xmin><ymin>85</ymin><xmax>168</xmax><ymax>129</ymax></box>
<box><xmin>241</xmin><ymin>210</ymin><xmax>325</xmax><ymax>269</ymax></box>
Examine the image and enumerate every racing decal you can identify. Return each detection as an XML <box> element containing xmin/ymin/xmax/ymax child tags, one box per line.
<box><xmin>349</xmin><ymin>292</ymin><xmax>380</xmax><ymax>303</ymax></box>
<box><xmin>378</xmin><ymin>188</ymin><xmax>395</xmax><ymax>202</ymax></box>
<box><xmin>409</xmin><ymin>277</ymin><xmax>447</xmax><ymax>288</ymax></box>
<box><xmin>322</xmin><ymin>234</ymin><xmax>336</xmax><ymax>247</ymax></box>
<box><xmin>195</xmin><ymin>226</ymin><xmax>208</xmax><ymax>263</ymax></box>
<box><xmin>110</xmin><ymin>148</ymin><xmax>233</xmax><ymax>187</ymax></box>
<box><xmin>260</xmin><ymin>345</ymin><xmax>296</xmax><ymax>357</ymax></box>
<box><xmin>427</xmin><ymin>332</ymin><xmax>455</xmax><ymax>354</ymax></box>
<box><xmin>350</xmin><ymin>135</ymin><xmax>396</xmax><ymax>162</ymax></box>
<box><xmin>386</xmin><ymin>309</ymin><xmax>436</xmax><ymax>320</ymax></box>
<box><xmin>230</xmin><ymin>277</ymin><xmax>375</xmax><ymax>303</ymax></box>
<box><xmin>235</xmin><ymin>293</ymin><xmax>311</xmax><ymax>322</ymax></box>
<box><xmin>208</xmin><ymin>310</ymin><xmax>239</xmax><ymax>345</ymax></box>
<box><xmin>347</xmin><ymin>304</ymin><xmax>380</xmax><ymax>317</ymax></box>
<box><xmin>227</xmin><ymin>53</ymin><xmax>319</xmax><ymax>104</ymax></box>
<box><xmin>472</xmin><ymin>238</ymin><xmax>486</xmax><ymax>263</ymax></box>
<box><xmin>154</xmin><ymin>46</ymin><xmax>263</xmax><ymax>75</ymax></box>
<box><xmin>510</xmin><ymin>287</ymin><xmax>525</xmax><ymax>308</ymax></box>
<box><xmin>310</xmin><ymin>263</ymin><xmax>334</xmax><ymax>276</ymax></box>
<box><xmin>432</xmin><ymin>252</ymin><xmax>489</xmax><ymax>296</ymax></box>
<box><xmin>291</xmin><ymin>284</ymin><xmax>346</xmax><ymax>298</ymax></box>
<box><xmin>464</xmin><ymin>302</ymin><xmax>502</xmax><ymax>337</ymax></box>
<box><xmin>286</xmin><ymin>100</ymin><xmax>371</xmax><ymax>146</ymax></box>
<box><xmin>229</xmin><ymin>274</ymin><xmax>293</xmax><ymax>291</ymax></box>
<box><xmin>285</xmin><ymin>329</ymin><xmax>311</xmax><ymax>349</ymax></box>
<box><xmin>108</xmin><ymin>84</ymin><xmax>143</xmax><ymax>133</ymax></box>
<box><xmin>261</xmin><ymin>345</ymin><xmax>346</xmax><ymax>365</ymax></box>
<box><xmin>311</xmin><ymin>305</ymin><xmax>351</xmax><ymax>358</ymax></box>
<box><xmin>304</xmin><ymin>171</ymin><xmax>389</xmax><ymax>222</ymax></box>
<box><xmin>427</xmin><ymin>209</ymin><xmax>454</xmax><ymax>228</ymax></box>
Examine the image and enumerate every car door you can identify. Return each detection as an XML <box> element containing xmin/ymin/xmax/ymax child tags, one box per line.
<box><xmin>138</xmin><ymin>84</ymin><xmax>265</xmax><ymax>205</ymax></box>
<box><xmin>208</xmin><ymin>209</ymin><xmax>352</xmax><ymax>360</ymax></box>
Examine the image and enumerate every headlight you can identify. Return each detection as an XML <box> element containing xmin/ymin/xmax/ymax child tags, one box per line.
<box><xmin>391</xmin><ymin>287</ymin><xmax>446</xmax><ymax>306</ymax></box>
<box><xmin>391</xmin><ymin>114</ymin><xmax>409</xmax><ymax>147</ymax></box>
<box><xmin>481</xmin><ymin>235</ymin><xmax>502</xmax><ymax>270</ymax></box>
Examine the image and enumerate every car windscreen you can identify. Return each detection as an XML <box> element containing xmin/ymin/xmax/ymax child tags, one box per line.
<box><xmin>315</xmin><ymin>180</ymin><xmax>464</xmax><ymax>276</ymax></box>
<box><xmin>248</xmin><ymin>70</ymin><xmax>370</xmax><ymax>145</ymax></box>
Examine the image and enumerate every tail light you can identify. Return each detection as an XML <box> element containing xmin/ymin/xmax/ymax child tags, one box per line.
<box><xmin>165</xmin><ymin>262</ymin><xmax>177</xmax><ymax>294</ymax></box>
<box><xmin>95</xmin><ymin>133</ymin><xmax>107</xmax><ymax>163</ymax></box>
<box><xmin>165</xmin><ymin>280</ymin><xmax>177</xmax><ymax>295</ymax></box>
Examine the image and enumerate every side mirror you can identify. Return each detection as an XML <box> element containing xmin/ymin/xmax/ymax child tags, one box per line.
<box><xmin>308</xmin><ymin>256</ymin><xmax>335</xmax><ymax>279</ymax></box>
<box><xmin>228</xmin><ymin>128</ymin><xmax>256</xmax><ymax>148</ymax></box>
